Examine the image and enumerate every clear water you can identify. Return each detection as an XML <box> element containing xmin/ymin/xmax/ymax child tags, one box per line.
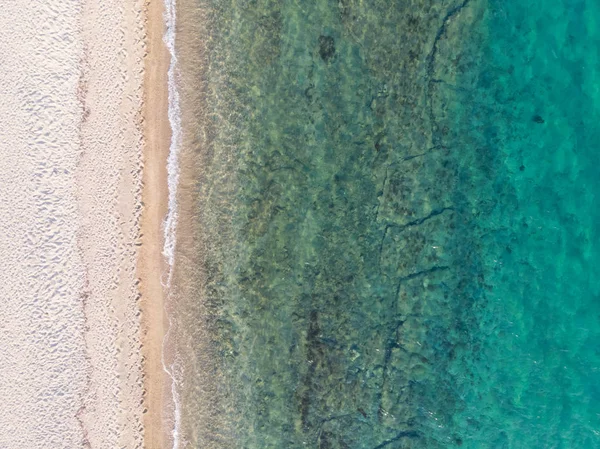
<box><xmin>441</xmin><ymin>1</ymin><xmax>600</xmax><ymax>447</ymax></box>
<box><xmin>179</xmin><ymin>0</ymin><xmax>600</xmax><ymax>447</ymax></box>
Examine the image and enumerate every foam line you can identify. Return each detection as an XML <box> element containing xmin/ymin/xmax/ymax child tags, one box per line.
<box><xmin>162</xmin><ymin>0</ymin><xmax>182</xmax><ymax>446</ymax></box>
<box><xmin>163</xmin><ymin>0</ymin><xmax>181</xmax><ymax>286</ymax></box>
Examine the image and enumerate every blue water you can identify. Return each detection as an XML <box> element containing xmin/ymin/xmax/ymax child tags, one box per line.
<box><xmin>439</xmin><ymin>1</ymin><xmax>600</xmax><ymax>447</ymax></box>
<box><xmin>179</xmin><ymin>0</ymin><xmax>600</xmax><ymax>447</ymax></box>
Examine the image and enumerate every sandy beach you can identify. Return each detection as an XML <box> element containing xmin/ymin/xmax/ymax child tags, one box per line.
<box><xmin>0</xmin><ymin>1</ymin><xmax>89</xmax><ymax>446</ymax></box>
<box><xmin>138</xmin><ymin>0</ymin><xmax>172</xmax><ymax>447</ymax></box>
<box><xmin>0</xmin><ymin>0</ymin><xmax>170</xmax><ymax>446</ymax></box>
<box><xmin>75</xmin><ymin>0</ymin><xmax>150</xmax><ymax>446</ymax></box>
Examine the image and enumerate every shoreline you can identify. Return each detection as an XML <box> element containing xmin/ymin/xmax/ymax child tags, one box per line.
<box><xmin>139</xmin><ymin>0</ymin><xmax>171</xmax><ymax>447</ymax></box>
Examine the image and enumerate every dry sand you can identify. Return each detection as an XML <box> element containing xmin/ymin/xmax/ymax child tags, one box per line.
<box><xmin>75</xmin><ymin>0</ymin><xmax>147</xmax><ymax>447</ymax></box>
<box><xmin>0</xmin><ymin>0</ymin><xmax>170</xmax><ymax>447</ymax></box>
<box><xmin>0</xmin><ymin>2</ymin><xmax>89</xmax><ymax>446</ymax></box>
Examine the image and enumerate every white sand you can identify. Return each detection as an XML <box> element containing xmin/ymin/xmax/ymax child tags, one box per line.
<box><xmin>0</xmin><ymin>0</ymin><xmax>149</xmax><ymax>447</ymax></box>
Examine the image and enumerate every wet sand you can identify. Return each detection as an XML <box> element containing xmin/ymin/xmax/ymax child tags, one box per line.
<box><xmin>138</xmin><ymin>0</ymin><xmax>171</xmax><ymax>447</ymax></box>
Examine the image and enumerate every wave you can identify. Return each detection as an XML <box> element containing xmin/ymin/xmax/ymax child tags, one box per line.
<box><xmin>162</xmin><ymin>0</ymin><xmax>181</xmax><ymax>284</ymax></box>
<box><xmin>161</xmin><ymin>0</ymin><xmax>182</xmax><ymax>446</ymax></box>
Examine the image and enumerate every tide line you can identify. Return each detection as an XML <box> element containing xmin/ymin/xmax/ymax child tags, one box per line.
<box><xmin>161</xmin><ymin>0</ymin><xmax>182</xmax><ymax>446</ymax></box>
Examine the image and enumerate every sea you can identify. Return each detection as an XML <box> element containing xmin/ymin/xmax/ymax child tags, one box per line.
<box><xmin>167</xmin><ymin>0</ymin><xmax>600</xmax><ymax>447</ymax></box>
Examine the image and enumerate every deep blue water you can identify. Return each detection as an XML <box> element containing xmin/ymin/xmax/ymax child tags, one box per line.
<box><xmin>180</xmin><ymin>0</ymin><xmax>600</xmax><ymax>447</ymax></box>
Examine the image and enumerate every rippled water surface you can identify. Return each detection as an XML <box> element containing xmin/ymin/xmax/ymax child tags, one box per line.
<box><xmin>176</xmin><ymin>0</ymin><xmax>600</xmax><ymax>447</ymax></box>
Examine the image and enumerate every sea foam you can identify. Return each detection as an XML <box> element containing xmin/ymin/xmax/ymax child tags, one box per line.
<box><xmin>162</xmin><ymin>0</ymin><xmax>183</xmax><ymax>446</ymax></box>
<box><xmin>163</xmin><ymin>0</ymin><xmax>182</xmax><ymax>285</ymax></box>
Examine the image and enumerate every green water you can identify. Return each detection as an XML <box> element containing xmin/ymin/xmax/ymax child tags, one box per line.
<box><xmin>184</xmin><ymin>0</ymin><xmax>600</xmax><ymax>447</ymax></box>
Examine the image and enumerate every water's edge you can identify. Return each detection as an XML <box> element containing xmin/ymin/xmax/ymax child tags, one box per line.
<box><xmin>170</xmin><ymin>0</ymin><xmax>600</xmax><ymax>447</ymax></box>
<box><xmin>162</xmin><ymin>0</ymin><xmax>183</xmax><ymax>445</ymax></box>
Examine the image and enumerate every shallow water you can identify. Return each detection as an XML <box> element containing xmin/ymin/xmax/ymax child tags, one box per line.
<box><xmin>174</xmin><ymin>0</ymin><xmax>600</xmax><ymax>447</ymax></box>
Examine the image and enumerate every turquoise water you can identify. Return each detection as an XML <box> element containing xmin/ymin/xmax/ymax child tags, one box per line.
<box><xmin>179</xmin><ymin>0</ymin><xmax>600</xmax><ymax>447</ymax></box>
<box><xmin>439</xmin><ymin>1</ymin><xmax>600</xmax><ymax>447</ymax></box>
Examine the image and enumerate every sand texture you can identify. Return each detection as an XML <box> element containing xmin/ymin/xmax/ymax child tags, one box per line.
<box><xmin>0</xmin><ymin>0</ymin><xmax>153</xmax><ymax>447</ymax></box>
<box><xmin>76</xmin><ymin>0</ymin><xmax>147</xmax><ymax>447</ymax></box>
<box><xmin>0</xmin><ymin>2</ymin><xmax>88</xmax><ymax>446</ymax></box>
<box><xmin>138</xmin><ymin>0</ymin><xmax>171</xmax><ymax>447</ymax></box>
